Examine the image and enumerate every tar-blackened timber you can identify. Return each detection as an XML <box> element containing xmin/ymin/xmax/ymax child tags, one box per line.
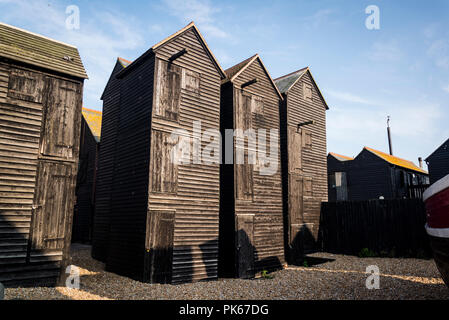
<box><xmin>72</xmin><ymin>108</ymin><xmax>102</xmax><ymax>244</ymax></box>
<box><xmin>99</xmin><ymin>22</ymin><xmax>226</xmax><ymax>284</ymax></box>
<box><xmin>425</xmin><ymin>138</ymin><xmax>449</xmax><ymax>185</ymax></box>
<box><xmin>91</xmin><ymin>57</ymin><xmax>130</xmax><ymax>262</ymax></box>
<box><xmin>219</xmin><ymin>54</ymin><xmax>285</xmax><ymax>278</ymax></box>
<box><xmin>0</xmin><ymin>23</ymin><xmax>87</xmax><ymax>286</ymax></box>
<box><xmin>274</xmin><ymin>68</ymin><xmax>328</xmax><ymax>263</ymax></box>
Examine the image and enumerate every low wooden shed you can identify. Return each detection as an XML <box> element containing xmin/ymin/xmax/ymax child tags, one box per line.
<box><xmin>72</xmin><ymin>108</ymin><xmax>102</xmax><ymax>244</ymax></box>
<box><xmin>0</xmin><ymin>23</ymin><xmax>87</xmax><ymax>286</ymax></box>
<box><xmin>219</xmin><ymin>54</ymin><xmax>285</xmax><ymax>278</ymax></box>
<box><xmin>99</xmin><ymin>22</ymin><xmax>226</xmax><ymax>283</ymax></box>
<box><xmin>274</xmin><ymin>68</ymin><xmax>329</xmax><ymax>263</ymax></box>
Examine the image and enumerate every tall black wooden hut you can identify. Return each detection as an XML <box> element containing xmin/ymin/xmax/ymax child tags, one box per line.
<box><xmin>426</xmin><ymin>138</ymin><xmax>449</xmax><ymax>185</ymax></box>
<box><xmin>0</xmin><ymin>23</ymin><xmax>87</xmax><ymax>286</ymax></box>
<box><xmin>72</xmin><ymin>108</ymin><xmax>102</xmax><ymax>244</ymax></box>
<box><xmin>219</xmin><ymin>54</ymin><xmax>285</xmax><ymax>278</ymax></box>
<box><xmin>328</xmin><ymin>147</ymin><xmax>429</xmax><ymax>201</ymax></box>
<box><xmin>274</xmin><ymin>68</ymin><xmax>329</xmax><ymax>262</ymax></box>
<box><xmin>99</xmin><ymin>22</ymin><xmax>226</xmax><ymax>283</ymax></box>
<box><xmin>91</xmin><ymin>57</ymin><xmax>130</xmax><ymax>262</ymax></box>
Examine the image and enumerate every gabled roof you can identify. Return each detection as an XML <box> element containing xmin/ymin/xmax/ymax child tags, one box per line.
<box><xmin>100</xmin><ymin>57</ymin><xmax>130</xmax><ymax>100</ymax></box>
<box><xmin>329</xmin><ymin>152</ymin><xmax>354</xmax><ymax>161</ymax></box>
<box><xmin>274</xmin><ymin>67</ymin><xmax>329</xmax><ymax>110</ymax></box>
<box><xmin>364</xmin><ymin>147</ymin><xmax>428</xmax><ymax>174</ymax></box>
<box><xmin>0</xmin><ymin>22</ymin><xmax>87</xmax><ymax>79</ymax></box>
<box><xmin>425</xmin><ymin>137</ymin><xmax>449</xmax><ymax>161</ymax></box>
<box><xmin>118</xmin><ymin>22</ymin><xmax>226</xmax><ymax>79</ymax></box>
<box><xmin>223</xmin><ymin>54</ymin><xmax>283</xmax><ymax>100</ymax></box>
<box><xmin>82</xmin><ymin>108</ymin><xmax>102</xmax><ymax>143</ymax></box>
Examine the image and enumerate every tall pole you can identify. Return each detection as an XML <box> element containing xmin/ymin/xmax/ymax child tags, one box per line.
<box><xmin>387</xmin><ymin>116</ymin><xmax>393</xmax><ymax>156</ymax></box>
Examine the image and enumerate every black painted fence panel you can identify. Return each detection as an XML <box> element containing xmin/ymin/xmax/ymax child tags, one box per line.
<box><xmin>318</xmin><ymin>199</ymin><xmax>432</xmax><ymax>257</ymax></box>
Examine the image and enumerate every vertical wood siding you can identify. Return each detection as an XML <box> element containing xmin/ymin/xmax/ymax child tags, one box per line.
<box><xmin>0</xmin><ymin>60</ymin><xmax>83</xmax><ymax>286</ymax></box>
<box><xmin>283</xmin><ymin>71</ymin><xmax>328</xmax><ymax>253</ymax></box>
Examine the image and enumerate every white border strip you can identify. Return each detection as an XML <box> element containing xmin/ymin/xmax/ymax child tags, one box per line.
<box><xmin>426</xmin><ymin>224</ymin><xmax>449</xmax><ymax>239</ymax></box>
<box><xmin>423</xmin><ymin>174</ymin><xmax>449</xmax><ymax>202</ymax></box>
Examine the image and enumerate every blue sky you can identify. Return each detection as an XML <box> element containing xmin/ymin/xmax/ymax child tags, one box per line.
<box><xmin>1</xmin><ymin>0</ymin><xmax>448</xmax><ymax>168</ymax></box>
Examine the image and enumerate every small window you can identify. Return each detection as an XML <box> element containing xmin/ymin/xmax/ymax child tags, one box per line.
<box><xmin>182</xmin><ymin>69</ymin><xmax>200</xmax><ymax>95</ymax></box>
<box><xmin>303</xmin><ymin>83</ymin><xmax>313</xmax><ymax>101</ymax></box>
<box><xmin>8</xmin><ymin>68</ymin><xmax>44</xmax><ymax>103</ymax></box>
<box><xmin>251</xmin><ymin>96</ymin><xmax>264</xmax><ymax>115</ymax></box>
<box><xmin>302</xmin><ymin>130</ymin><xmax>312</xmax><ymax>149</ymax></box>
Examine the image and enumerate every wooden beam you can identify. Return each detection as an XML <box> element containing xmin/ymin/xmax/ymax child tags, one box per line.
<box><xmin>169</xmin><ymin>49</ymin><xmax>188</xmax><ymax>62</ymax></box>
<box><xmin>241</xmin><ymin>78</ymin><xmax>258</xmax><ymax>89</ymax></box>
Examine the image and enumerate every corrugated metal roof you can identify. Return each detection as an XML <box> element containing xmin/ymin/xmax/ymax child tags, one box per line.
<box><xmin>365</xmin><ymin>147</ymin><xmax>428</xmax><ymax>174</ymax></box>
<box><xmin>274</xmin><ymin>67</ymin><xmax>308</xmax><ymax>93</ymax></box>
<box><xmin>82</xmin><ymin>108</ymin><xmax>102</xmax><ymax>143</ymax></box>
<box><xmin>329</xmin><ymin>152</ymin><xmax>354</xmax><ymax>161</ymax></box>
<box><xmin>0</xmin><ymin>23</ymin><xmax>88</xmax><ymax>79</ymax></box>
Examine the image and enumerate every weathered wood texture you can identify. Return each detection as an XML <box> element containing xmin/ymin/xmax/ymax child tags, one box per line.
<box><xmin>72</xmin><ymin>116</ymin><xmax>99</xmax><ymax>243</ymax></box>
<box><xmin>220</xmin><ymin>56</ymin><xmax>285</xmax><ymax>278</ymax></box>
<box><xmin>319</xmin><ymin>199</ymin><xmax>432</xmax><ymax>257</ymax></box>
<box><xmin>277</xmin><ymin>70</ymin><xmax>328</xmax><ymax>260</ymax></box>
<box><xmin>0</xmin><ymin>60</ymin><xmax>83</xmax><ymax>286</ymax></box>
<box><xmin>426</xmin><ymin>138</ymin><xmax>449</xmax><ymax>185</ymax></box>
<box><xmin>101</xmin><ymin>24</ymin><xmax>223</xmax><ymax>284</ymax></box>
<box><xmin>91</xmin><ymin>61</ymin><xmax>124</xmax><ymax>261</ymax></box>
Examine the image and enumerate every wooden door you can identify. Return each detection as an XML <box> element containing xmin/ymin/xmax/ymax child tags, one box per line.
<box><xmin>288</xmin><ymin>175</ymin><xmax>304</xmax><ymax>263</ymax></box>
<box><xmin>30</xmin><ymin>162</ymin><xmax>75</xmax><ymax>253</ymax></box>
<box><xmin>154</xmin><ymin>60</ymin><xmax>182</xmax><ymax>122</ymax></box>
<box><xmin>40</xmin><ymin>77</ymin><xmax>81</xmax><ymax>159</ymax></box>
<box><xmin>288</xmin><ymin>126</ymin><xmax>302</xmax><ymax>173</ymax></box>
<box><xmin>147</xmin><ymin>210</ymin><xmax>175</xmax><ymax>283</ymax></box>
<box><xmin>236</xmin><ymin>214</ymin><xmax>255</xmax><ymax>278</ymax></box>
<box><xmin>150</xmin><ymin>130</ymin><xmax>178</xmax><ymax>194</ymax></box>
<box><xmin>235</xmin><ymin>91</ymin><xmax>254</xmax><ymax>201</ymax></box>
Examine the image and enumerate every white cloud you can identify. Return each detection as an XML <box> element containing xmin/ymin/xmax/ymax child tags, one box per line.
<box><xmin>368</xmin><ymin>40</ymin><xmax>402</xmax><ymax>62</ymax></box>
<box><xmin>327</xmin><ymin>90</ymin><xmax>377</xmax><ymax>105</ymax></box>
<box><xmin>427</xmin><ymin>39</ymin><xmax>449</xmax><ymax>69</ymax></box>
<box><xmin>161</xmin><ymin>0</ymin><xmax>229</xmax><ymax>39</ymax></box>
<box><xmin>443</xmin><ymin>84</ymin><xmax>449</xmax><ymax>93</ymax></box>
<box><xmin>302</xmin><ymin>9</ymin><xmax>335</xmax><ymax>29</ymax></box>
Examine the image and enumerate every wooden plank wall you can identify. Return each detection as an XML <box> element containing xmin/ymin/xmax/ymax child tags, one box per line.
<box><xmin>149</xmin><ymin>28</ymin><xmax>222</xmax><ymax>283</ymax></box>
<box><xmin>0</xmin><ymin>60</ymin><xmax>83</xmax><ymax>286</ymax></box>
<box><xmin>107</xmin><ymin>57</ymin><xmax>154</xmax><ymax>280</ymax></box>
<box><xmin>92</xmin><ymin>62</ymin><xmax>123</xmax><ymax>261</ymax></box>
<box><xmin>228</xmin><ymin>58</ymin><xmax>285</xmax><ymax>274</ymax></box>
<box><xmin>319</xmin><ymin>199</ymin><xmax>432</xmax><ymax>257</ymax></box>
<box><xmin>286</xmin><ymin>72</ymin><xmax>328</xmax><ymax>251</ymax></box>
<box><xmin>72</xmin><ymin>117</ymin><xmax>98</xmax><ymax>243</ymax></box>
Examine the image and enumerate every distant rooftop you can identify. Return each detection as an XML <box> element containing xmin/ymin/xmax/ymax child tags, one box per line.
<box><xmin>82</xmin><ymin>108</ymin><xmax>102</xmax><ymax>143</ymax></box>
<box><xmin>274</xmin><ymin>67</ymin><xmax>308</xmax><ymax>94</ymax></box>
<box><xmin>364</xmin><ymin>147</ymin><xmax>427</xmax><ymax>174</ymax></box>
<box><xmin>329</xmin><ymin>152</ymin><xmax>354</xmax><ymax>161</ymax></box>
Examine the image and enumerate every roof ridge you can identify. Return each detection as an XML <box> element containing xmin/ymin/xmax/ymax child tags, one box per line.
<box><xmin>274</xmin><ymin>67</ymin><xmax>308</xmax><ymax>82</ymax></box>
<box><xmin>329</xmin><ymin>152</ymin><xmax>354</xmax><ymax>160</ymax></box>
<box><xmin>364</xmin><ymin>146</ymin><xmax>427</xmax><ymax>174</ymax></box>
<box><xmin>82</xmin><ymin>107</ymin><xmax>102</xmax><ymax>114</ymax></box>
<box><xmin>224</xmin><ymin>54</ymin><xmax>258</xmax><ymax>79</ymax></box>
<box><xmin>0</xmin><ymin>22</ymin><xmax>77</xmax><ymax>48</ymax></box>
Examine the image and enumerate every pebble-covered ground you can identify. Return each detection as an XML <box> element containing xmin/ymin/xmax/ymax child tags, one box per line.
<box><xmin>5</xmin><ymin>244</ymin><xmax>449</xmax><ymax>300</ymax></box>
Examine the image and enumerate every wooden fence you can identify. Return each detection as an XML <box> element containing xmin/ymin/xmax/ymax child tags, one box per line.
<box><xmin>318</xmin><ymin>199</ymin><xmax>432</xmax><ymax>258</ymax></box>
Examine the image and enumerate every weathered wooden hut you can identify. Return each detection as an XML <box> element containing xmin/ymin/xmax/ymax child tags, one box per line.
<box><xmin>72</xmin><ymin>108</ymin><xmax>102</xmax><ymax>244</ymax></box>
<box><xmin>274</xmin><ymin>68</ymin><xmax>329</xmax><ymax>262</ymax></box>
<box><xmin>0</xmin><ymin>23</ymin><xmax>87</xmax><ymax>286</ymax></box>
<box><xmin>99</xmin><ymin>22</ymin><xmax>226</xmax><ymax>283</ymax></box>
<box><xmin>426</xmin><ymin>138</ymin><xmax>449</xmax><ymax>185</ymax></box>
<box><xmin>91</xmin><ymin>57</ymin><xmax>130</xmax><ymax>262</ymax></box>
<box><xmin>328</xmin><ymin>147</ymin><xmax>429</xmax><ymax>201</ymax></box>
<box><xmin>219</xmin><ymin>54</ymin><xmax>285</xmax><ymax>278</ymax></box>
